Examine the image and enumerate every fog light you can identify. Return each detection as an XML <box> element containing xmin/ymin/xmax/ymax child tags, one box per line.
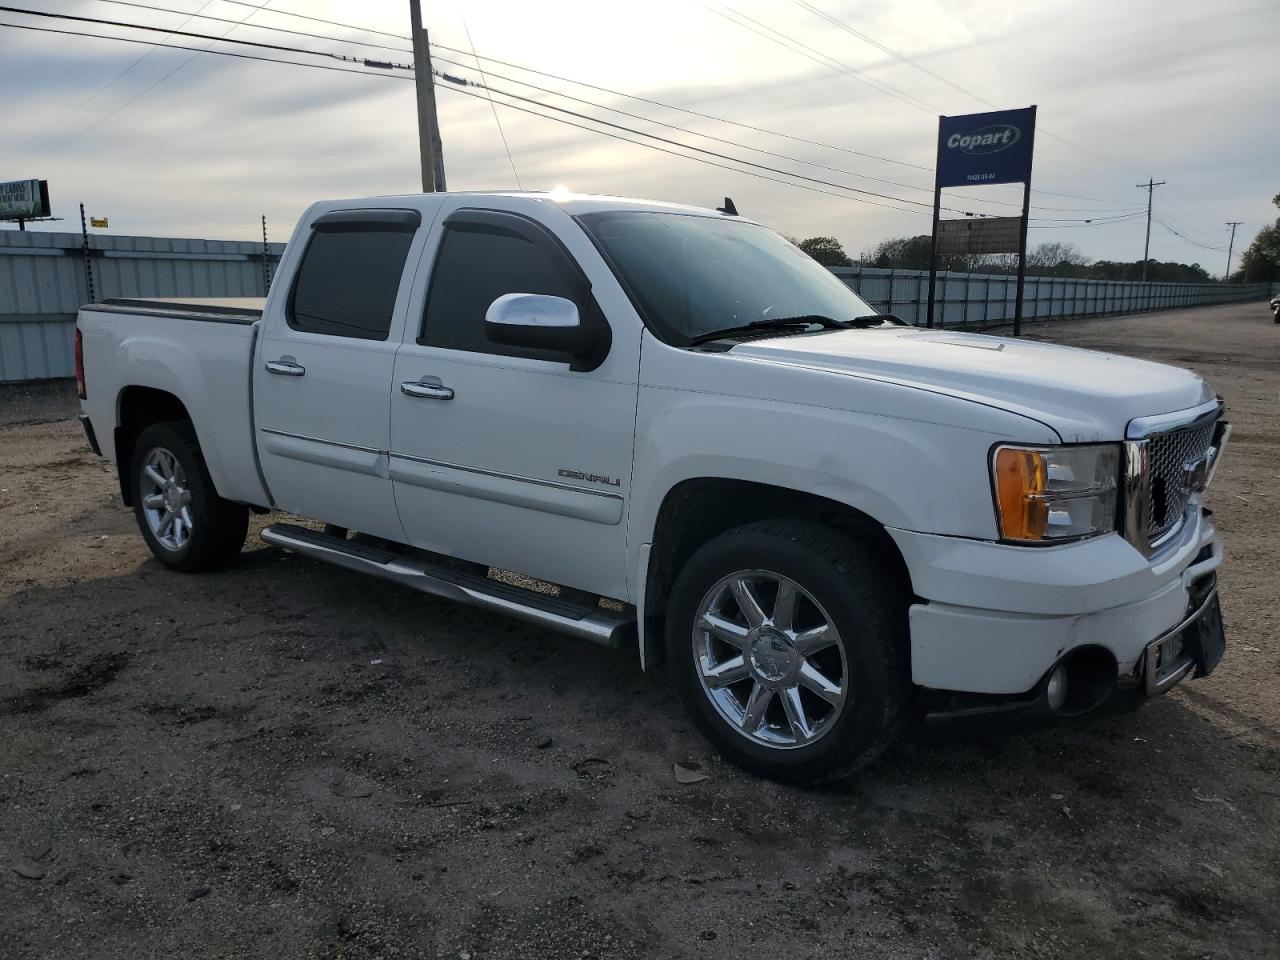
<box><xmin>1046</xmin><ymin>664</ymin><xmax>1068</xmax><ymax>711</ymax></box>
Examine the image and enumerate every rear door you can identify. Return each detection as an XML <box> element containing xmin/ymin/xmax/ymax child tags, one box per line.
<box><xmin>254</xmin><ymin>208</ymin><xmax>427</xmax><ymax>539</ymax></box>
<box><xmin>389</xmin><ymin>201</ymin><xmax>641</xmax><ymax>600</ymax></box>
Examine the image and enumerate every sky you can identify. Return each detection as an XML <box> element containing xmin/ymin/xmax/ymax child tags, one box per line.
<box><xmin>2</xmin><ymin>0</ymin><xmax>1278</xmax><ymax>274</ymax></box>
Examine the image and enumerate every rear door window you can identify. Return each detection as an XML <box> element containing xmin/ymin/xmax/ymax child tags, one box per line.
<box><xmin>288</xmin><ymin>217</ymin><xmax>416</xmax><ymax>340</ymax></box>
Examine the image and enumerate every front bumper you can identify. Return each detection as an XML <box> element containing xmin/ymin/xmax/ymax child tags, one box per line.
<box><xmin>889</xmin><ymin>506</ymin><xmax>1222</xmax><ymax>697</ymax></box>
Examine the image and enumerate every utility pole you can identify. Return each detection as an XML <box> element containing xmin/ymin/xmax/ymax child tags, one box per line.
<box><xmin>408</xmin><ymin>0</ymin><xmax>446</xmax><ymax>192</ymax></box>
<box><xmin>1224</xmin><ymin>221</ymin><xmax>1242</xmax><ymax>282</ymax></box>
<box><xmin>1136</xmin><ymin>178</ymin><xmax>1165</xmax><ymax>282</ymax></box>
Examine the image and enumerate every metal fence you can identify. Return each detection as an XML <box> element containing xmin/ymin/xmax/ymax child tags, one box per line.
<box><xmin>0</xmin><ymin>230</ymin><xmax>284</xmax><ymax>383</ymax></box>
<box><xmin>0</xmin><ymin>228</ymin><xmax>1274</xmax><ymax>384</ymax></box>
<box><xmin>829</xmin><ymin>265</ymin><xmax>1272</xmax><ymax>328</ymax></box>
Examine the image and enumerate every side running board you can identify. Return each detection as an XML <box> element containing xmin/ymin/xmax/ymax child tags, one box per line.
<box><xmin>260</xmin><ymin>523</ymin><xmax>634</xmax><ymax>648</ymax></box>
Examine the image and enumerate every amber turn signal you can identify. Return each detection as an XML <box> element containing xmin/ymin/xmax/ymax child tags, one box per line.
<box><xmin>993</xmin><ymin>447</ymin><xmax>1048</xmax><ymax>541</ymax></box>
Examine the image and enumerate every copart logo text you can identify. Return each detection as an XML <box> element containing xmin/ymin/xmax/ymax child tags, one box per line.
<box><xmin>946</xmin><ymin>124</ymin><xmax>1020</xmax><ymax>155</ymax></box>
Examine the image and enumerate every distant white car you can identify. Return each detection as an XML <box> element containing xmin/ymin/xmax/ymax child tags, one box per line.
<box><xmin>75</xmin><ymin>191</ymin><xmax>1229</xmax><ymax>783</ymax></box>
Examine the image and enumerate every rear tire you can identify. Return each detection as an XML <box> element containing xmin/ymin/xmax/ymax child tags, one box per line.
<box><xmin>130</xmin><ymin>421</ymin><xmax>248</xmax><ymax>572</ymax></box>
<box><xmin>665</xmin><ymin>519</ymin><xmax>910</xmax><ymax>785</ymax></box>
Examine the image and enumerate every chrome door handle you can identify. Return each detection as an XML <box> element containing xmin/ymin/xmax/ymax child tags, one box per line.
<box><xmin>265</xmin><ymin>359</ymin><xmax>306</xmax><ymax>377</ymax></box>
<box><xmin>401</xmin><ymin>381</ymin><xmax>454</xmax><ymax>400</ymax></box>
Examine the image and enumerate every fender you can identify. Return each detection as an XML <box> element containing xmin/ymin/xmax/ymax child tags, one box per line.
<box><xmin>110</xmin><ymin>328</ymin><xmax>267</xmax><ymax>505</ymax></box>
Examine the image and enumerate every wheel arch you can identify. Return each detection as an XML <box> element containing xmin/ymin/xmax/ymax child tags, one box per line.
<box><xmin>114</xmin><ymin>386</ymin><xmax>195</xmax><ymax>506</ymax></box>
<box><xmin>638</xmin><ymin>477</ymin><xmax>913</xmax><ymax>668</ymax></box>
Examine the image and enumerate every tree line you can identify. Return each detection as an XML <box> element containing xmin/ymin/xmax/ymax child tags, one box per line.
<box><xmin>789</xmin><ymin>234</ymin><xmax>1217</xmax><ymax>283</ymax></box>
<box><xmin>1231</xmin><ymin>193</ymin><xmax>1280</xmax><ymax>283</ymax></box>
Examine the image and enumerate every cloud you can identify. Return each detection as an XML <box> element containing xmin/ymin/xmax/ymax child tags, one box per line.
<box><xmin>1</xmin><ymin>0</ymin><xmax>1276</xmax><ymax>267</ymax></box>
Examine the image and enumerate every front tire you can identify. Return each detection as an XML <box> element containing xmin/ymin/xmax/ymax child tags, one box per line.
<box><xmin>130</xmin><ymin>421</ymin><xmax>248</xmax><ymax>572</ymax></box>
<box><xmin>665</xmin><ymin>520</ymin><xmax>910</xmax><ymax>785</ymax></box>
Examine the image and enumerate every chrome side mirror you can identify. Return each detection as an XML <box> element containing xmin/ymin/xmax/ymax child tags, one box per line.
<box><xmin>484</xmin><ymin>293</ymin><xmax>607</xmax><ymax>367</ymax></box>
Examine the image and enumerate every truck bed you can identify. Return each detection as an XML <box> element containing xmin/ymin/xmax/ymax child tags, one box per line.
<box><xmin>77</xmin><ymin>296</ymin><xmax>270</xmax><ymax>509</ymax></box>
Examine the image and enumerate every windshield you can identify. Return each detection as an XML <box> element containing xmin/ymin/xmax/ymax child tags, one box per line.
<box><xmin>577</xmin><ymin>210</ymin><xmax>876</xmax><ymax>345</ymax></box>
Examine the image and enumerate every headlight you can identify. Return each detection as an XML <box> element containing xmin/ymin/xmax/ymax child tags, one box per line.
<box><xmin>991</xmin><ymin>444</ymin><xmax>1120</xmax><ymax>543</ymax></box>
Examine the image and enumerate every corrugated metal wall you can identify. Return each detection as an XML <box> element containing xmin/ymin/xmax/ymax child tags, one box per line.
<box><xmin>829</xmin><ymin>265</ymin><xmax>1273</xmax><ymax>327</ymax></box>
<box><xmin>0</xmin><ymin>229</ymin><xmax>1273</xmax><ymax>383</ymax></box>
<box><xmin>0</xmin><ymin>230</ymin><xmax>284</xmax><ymax>382</ymax></box>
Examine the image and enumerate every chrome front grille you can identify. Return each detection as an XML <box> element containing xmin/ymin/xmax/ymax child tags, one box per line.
<box><xmin>1146</xmin><ymin>421</ymin><xmax>1216</xmax><ymax>542</ymax></box>
<box><xmin>1122</xmin><ymin>399</ymin><xmax>1228</xmax><ymax>557</ymax></box>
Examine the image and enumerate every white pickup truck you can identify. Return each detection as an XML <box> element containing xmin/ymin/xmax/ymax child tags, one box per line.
<box><xmin>76</xmin><ymin>191</ymin><xmax>1229</xmax><ymax>783</ymax></box>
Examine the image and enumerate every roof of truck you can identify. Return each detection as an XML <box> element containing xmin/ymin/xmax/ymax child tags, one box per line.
<box><xmin>350</xmin><ymin>190</ymin><xmax>753</xmax><ymax>221</ymax></box>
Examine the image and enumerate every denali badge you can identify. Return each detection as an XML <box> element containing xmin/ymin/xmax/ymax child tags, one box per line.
<box><xmin>559</xmin><ymin>468</ymin><xmax>622</xmax><ymax>487</ymax></box>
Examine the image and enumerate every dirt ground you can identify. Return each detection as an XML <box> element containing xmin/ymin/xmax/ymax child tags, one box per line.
<box><xmin>1</xmin><ymin>301</ymin><xmax>1277</xmax><ymax>960</ymax></box>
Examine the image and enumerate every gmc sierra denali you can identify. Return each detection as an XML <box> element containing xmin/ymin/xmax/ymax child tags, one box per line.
<box><xmin>75</xmin><ymin>191</ymin><xmax>1230</xmax><ymax>783</ymax></box>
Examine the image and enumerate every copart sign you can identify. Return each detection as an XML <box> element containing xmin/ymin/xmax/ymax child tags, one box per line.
<box><xmin>937</xmin><ymin>108</ymin><xmax>1035</xmax><ymax>188</ymax></box>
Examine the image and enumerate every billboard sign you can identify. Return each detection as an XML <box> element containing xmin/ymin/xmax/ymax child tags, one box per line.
<box><xmin>937</xmin><ymin>108</ymin><xmax>1036</xmax><ymax>187</ymax></box>
<box><xmin>935</xmin><ymin>216</ymin><xmax>1024</xmax><ymax>255</ymax></box>
<box><xmin>0</xmin><ymin>179</ymin><xmax>51</xmax><ymax>220</ymax></box>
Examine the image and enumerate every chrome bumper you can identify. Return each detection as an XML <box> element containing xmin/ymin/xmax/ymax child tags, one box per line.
<box><xmin>1142</xmin><ymin>581</ymin><xmax>1221</xmax><ymax>695</ymax></box>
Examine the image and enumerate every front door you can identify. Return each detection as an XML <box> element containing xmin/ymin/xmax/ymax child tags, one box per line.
<box><xmin>389</xmin><ymin>202</ymin><xmax>640</xmax><ymax>600</ymax></box>
<box><xmin>255</xmin><ymin>208</ymin><xmax>424</xmax><ymax>540</ymax></box>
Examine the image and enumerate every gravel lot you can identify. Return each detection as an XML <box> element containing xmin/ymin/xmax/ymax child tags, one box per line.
<box><xmin>2</xmin><ymin>301</ymin><xmax>1277</xmax><ymax>960</ymax></box>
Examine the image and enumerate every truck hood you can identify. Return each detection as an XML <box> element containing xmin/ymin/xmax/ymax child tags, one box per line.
<box><xmin>731</xmin><ymin>327</ymin><xmax>1213</xmax><ymax>442</ymax></box>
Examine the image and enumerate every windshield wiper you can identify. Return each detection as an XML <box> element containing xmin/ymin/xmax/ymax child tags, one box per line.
<box><xmin>690</xmin><ymin>315</ymin><xmax>844</xmax><ymax>345</ymax></box>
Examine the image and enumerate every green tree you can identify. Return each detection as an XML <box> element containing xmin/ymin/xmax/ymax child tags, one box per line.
<box><xmin>1233</xmin><ymin>193</ymin><xmax>1280</xmax><ymax>283</ymax></box>
<box><xmin>795</xmin><ymin>236</ymin><xmax>853</xmax><ymax>267</ymax></box>
<box><xmin>865</xmin><ymin>235</ymin><xmax>933</xmax><ymax>270</ymax></box>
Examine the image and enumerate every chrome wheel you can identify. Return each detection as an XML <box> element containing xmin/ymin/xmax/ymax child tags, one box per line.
<box><xmin>140</xmin><ymin>447</ymin><xmax>193</xmax><ymax>551</ymax></box>
<box><xmin>692</xmin><ymin>570</ymin><xmax>848</xmax><ymax>749</ymax></box>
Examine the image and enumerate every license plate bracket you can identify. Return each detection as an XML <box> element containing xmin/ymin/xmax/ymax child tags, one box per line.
<box><xmin>1143</xmin><ymin>587</ymin><xmax>1224</xmax><ymax>696</ymax></box>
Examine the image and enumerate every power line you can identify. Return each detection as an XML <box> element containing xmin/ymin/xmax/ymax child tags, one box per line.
<box><xmin>0</xmin><ymin>5</ymin><xmax>411</xmax><ymax>68</ymax></box>
<box><xmin>439</xmin><ymin>72</ymin><xmax>946</xmax><ymax>212</ymax></box>
<box><xmin>0</xmin><ymin>21</ymin><xmax>402</xmax><ymax>80</ymax></box>
<box><xmin>783</xmin><ymin>0</ymin><xmax>1148</xmax><ymax>178</ymax></box>
<box><xmin>431</xmin><ymin>53</ymin><xmax>988</xmax><ymax>206</ymax></box>
<box><xmin>1029</xmin><ymin>213</ymin><xmax>1144</xmax><ymax>229</ymax></box>
<box><xmin>205</xmin><ymin>0</ymin><xmax>943</xmax><ymax>174</ymax></box>
<box><xmin>1157</xmin><ymin>210</ymin><xmax>1230</xmax><ymax>250</ymax></box>
<box><xmin>426</xmin><ymin>51</ymin><xmax>1138</xmax><ymax>214</ymax></box>
<box><xmin>786</xmin><ymin>0</ymin><xmax>992</xmax><ymax>107</ymax></box>
<box><xmin>444</xmin><ymin>70</ymin><xmax>1131</xmax><ymax>225</ymax></box>
<box><xmin>2</xmin><ymin>16</ymin><xmax>1149</xmax><ymax>233</ymax></box>
<box><xmin>434</xmin><ymin>54</ymin><xmax>1139</xmax><ymax>217</ymax></box>
<box><xmin>700</xmin><ymin>2</ymin><xmax>936</xmax><ymax>114</ymax></box>
<box><xmin>461</xmin><ymin>17</ymin><xmax>520</xmax><ymax>190</ymax></box>
<box><xmin>192</xmin><ymin>0</ymin><xmax>1142</xmax><ymax>209</ymax></box>
<box><xmin>89</xmin><ymin>0</ymin><xmax>414</xmax><ymax>54</ymax></box>
<box><xmin>436</xmin><ymin>82</ymin><xmax>930</xmax><ymax>214</ymax></box>
<box><xmin>0</xmin><ymin>0</ymin><xmax>217</xmax><ymax>161</ymax></box>
<box><xmin>0</xmin><ymin>17</ymin><xmax>927</xmax><ymax>215</ymax></box>
<box><xmin>220</xmin><ymin>0</ymin><xmax>408</xmax><ymax>41</ymax></box>
<box><xmin>1152</xmin><ymin>215</ymin><xmax>1227</xmax><ymax>253</ymax></box>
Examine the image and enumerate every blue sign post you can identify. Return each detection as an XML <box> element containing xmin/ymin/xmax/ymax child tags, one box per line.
<box><xmin>927</xmin><ymin>106</ymin><xmax>1037</xmax><ymax>333</ymax></box>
